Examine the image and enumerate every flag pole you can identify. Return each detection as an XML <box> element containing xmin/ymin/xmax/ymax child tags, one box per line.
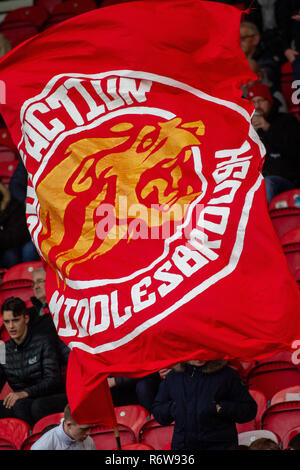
<box><xmin>113</xmin><ymin>425</ymin><xmax>122</xmax><ymax>450</ymax></box>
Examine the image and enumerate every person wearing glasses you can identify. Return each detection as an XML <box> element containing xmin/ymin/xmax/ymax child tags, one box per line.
<box><xmin>27</xmin><ymin>268</ymin><xmax>70</xmax><ymax>368</ymax></box>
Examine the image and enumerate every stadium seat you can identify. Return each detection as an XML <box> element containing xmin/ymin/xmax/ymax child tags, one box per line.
<box><xmin>280</xmin><ymin>228</ymin><xmax>300</xmax><ymax>283</ymax></box>
<box><xmin>2</xmin><ymin>261</ymin><xmax>43</xmax><ymax>283</ymax></box>
<box><xmin>32</xmin><ymin>412</ymin><xmax>63</xmax><ymax>434</ymax></box>
<box><xmin>0</xmin><ymin>145</ymin><xmax>18</xmax><ymax>162</ymax></box>
<box><xmin>0</xmin><ymin>160</ymin><xmax>18</xmax><ymax>185</ymax></box>
<box><xmin>270</xmin><ymin>385</ymin><xmax>300</xmax><ymax>406</ymax></box>
<box><xmin>114</xmin><ymin>405</ymin><xmax>150</xmax><ymax>441</ymax></box>
<box><xmin>282</xmin><ymin>425</ymin><xmax>300</xmax><ymax>449</ymax></box>
<box><xmin>261</xmin><ymin>401</ymin><xmax>300</xmax><ymax>444</ymax></box>
<box><xmin>20</xmin><ymin>432</ymin><xmax>42</xmax><ymax>450</ymax></box>
<box><xmin>255</xmin><ymin>350</ymin><xmax>294</xmax><ymax>365</ymax></box>
<box><xmin>43</xmin><ymin>0</ymin><xmax>97</xmax><ymax>29</ymax></box>
<box><xmin>34</xmin><ymin>0</ymin><xmax>63</xmax><ymax>13</ymax></box>
<box><xmin>247</xmin><ymin>361</ymin><xmax>300</xmax><ymax>402</ymax></box>
<box><xmin>139</xmin><ymin>418</ymin><xmax>174</xmax><ymax>450</ymax></box>
<box><xmin>0</xmin><ymin>6</ymin><xmax>49</xmax><ymax>47</ymax></box>
<box><xmin>0</xmin><ymin>418</ymin><xmax>31</xmax><ymax>450</ymax></box>
<box><xmin>236</xmin><ymin>389</ymin><xmax>267</xmax><ymax>433</ymax></box>
<box><xmin>268</xmin><ymin>190</ymin><xmax>300</xmax><ymax>240</ymax></box>
<box><xmin>90</xmin><ymin>423</ymin><xmax>136</xmax><ymax>450</ymax></box>
<box><xmin>238</xmin><ymin>430</ymin><xmax>279</xmax><ymax>447</ymax></box>
<box><xmin>280</xmin><ymin>62</ymin><xmax>300</xmax><ymax>120</ymax></box>
<box><xmin>121</xmin><ymin>443</ymin><xmax>155</xmax><ymax>450</ymax></box>
<box><xmin>0</xmin><ymin>279</ymin><xmax>35</xmax><ymax>309</ymax></box>
<box><xmin>0</xmin><ymin>127</ymin><xmax>17</xmax><ymax>150</ymax></box>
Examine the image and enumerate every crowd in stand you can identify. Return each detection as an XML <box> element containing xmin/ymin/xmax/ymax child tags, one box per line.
<box><xmin>0</xmin><ymin>0</ymin><xmax>300</xmax><ymax>451</ymax></box>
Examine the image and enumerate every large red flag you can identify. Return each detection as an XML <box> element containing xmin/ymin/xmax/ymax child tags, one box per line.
<box><xmin>0</xmin><ymin>0</ymin><xmax>300</xmax><ymax>423</ymax></box>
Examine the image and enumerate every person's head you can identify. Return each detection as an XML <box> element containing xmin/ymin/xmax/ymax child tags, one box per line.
<box><xmin>240</xmin><ymin>21</ymin><xmax>260</xmax><ymax>58</ymax></box>
<box><xmin>1</xmin><ymin>297</ymin><xmax>29</xmax><ymax>344</ymax></box>
<box><xmin>63</xmin><ymin>404</ymin><xmax>93</xmax><ymax>442</ymax></box>
<box><xmin>287</xmin><ymin>433</ymin><xmax>300</xmax><ymax>450</ymax></box>
<box><xmin>32</xmin><ymin>268</ymin><xmax>46</xmax><ymax>304</ymax></box>
<box><xmin>247</xmin><ymin>83</ymin><xmax>274</xmax><ymax>118</ymax></box>
<box><xmin>249</xmin><ymin>438</ymin><xmax>280</xmax><ymax>450</ymax></box>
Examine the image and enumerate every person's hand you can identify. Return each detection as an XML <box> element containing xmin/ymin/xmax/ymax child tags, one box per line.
<box><xmin>252</xmin><ymin>114</ymin><xmax>270</xmax><ymax>132</ymax></box>
<box><xmin>107</xmin><ymin>377</ymin><xmax>116</xmax><ymax>388</ymax></box>
<box><xmin>159</xmin><ymin>368</ymin><xmax>171</xmax><ymax>379</ymax></box>
<box><xmin>3</xmin><ymin>391</ymin><xmax>28</xmax><ymax>408</ymax></box>
<box><xmin>216</xmin><ymin>404</ymin><xmax>222</xmax><ymax>413</ymax></box>
<box><xmin>285</xmin><ymin>48</ymin><xmax>299</xmax><ymax>63</ymax></box>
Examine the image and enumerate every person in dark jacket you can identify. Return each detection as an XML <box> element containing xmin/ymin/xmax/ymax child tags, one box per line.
<box><xmin>0</xmin><ymin>180</ymin><xmax>32</xmax><ymax>268</ymax></box>
<box><xmin>27</xmin><ymin>267</ymin><xmax>70</xmax><ymax>368</ymax></box>
<box><xmin>275</xmin><ymin>1</ymin><xmax>300</xmax><ymax>72</ymax></box>
<box><xmin>247</xmin><ymin>82</ymin><xmax>300</xmax><ymax>202</ymax></box>
<box><xmin>0</xmin><ymin>297</ymin><xmax>68</xmax><ymax>427</ymax></box>
<box><xmin>152</xmin><ymin>359</ymin><xmax>257</xmax><ymax>451</ymax></box>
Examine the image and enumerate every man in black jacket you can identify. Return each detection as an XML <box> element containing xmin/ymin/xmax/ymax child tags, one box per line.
<box><xmin>0</xmin><ymin>297</ymin><xmax>68</xmax><ymax>427</ymax></box>
<box><xmin>248</xmin><ymin>82</ymin><xmax>300</xmax><ymax>202</ymax></box>
<box><xmin>27</xmin><ymin>267</ymin><xmax>70</xmax><ymax>368</ymax></box>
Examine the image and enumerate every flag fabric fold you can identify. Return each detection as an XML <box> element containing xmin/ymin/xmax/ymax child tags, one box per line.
<box><xmin>0</xmin><ymin>0</ymin><xmax>300</xmax><ymax>423</ymax></box>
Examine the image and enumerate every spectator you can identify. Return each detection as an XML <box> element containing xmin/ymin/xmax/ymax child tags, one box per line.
<box><xmin>249</xmin><ymin>437</ymin><xmax>280</xmax><ymax>450</ymax></box>
<box><xmin>248</xmin><ymin>82</ymin><xmax>300</xmax><ymax>202</ymax></box>
<box><xmin>0</xmin><ymin>297</ymin><xmax>68</xmax><ymax>427</ymax></box>
<box><xmin>152</xmin><ymin>359</ymin><xmax>257</xmax><ymax>451</ymax></box>
<box><xmin>9</xmin><ymin>160</ymin><xmax>41</xmax><ymax>264</ymax></box>
<box><xmin>275</xmin><ymin>1</ymin><xmax>300</xmax><ymax>81</ymax></box>
<box><xmin>27</xmin><ymin>267</ymin><xmax>70</xmax><ymax>368</ymax></box>
<box><xmin>31</xmin><ymin>404</ymin><xmax>96</xmax><ymax>450</ymax></box>
<box><xmin>240</xmin><ymin>21</ymin><xmax>284</xmax><ymax>95</ymax></box>
<box><xmin>0</xmin><ymin>180</ymin><xmax>32</xmax><ymax>268</ymax></box>
<box><xmin>287</xmin><ymin>433</ymin><xmax>300</xmax><ymax>450</ymax></box>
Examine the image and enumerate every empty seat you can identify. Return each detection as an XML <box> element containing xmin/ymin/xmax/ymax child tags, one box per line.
<box><xmin>114</xmin><ymin>405</ymin><xmax>150</xmax><ymax>441</ymax></box>
<box><xmin>0</xmin><ymin>160</ymin><xmax>18</xmax><ymax>185</ymax></box>
<box><xmin>236</xmin><ymin>389</ymin><xmax>267</xmax><ymax>433</ymax></box>
<box><xmin>90</xmin><ymin>423</ymin><xmax>136</xmax><ymax>450</ymax></box>
<box><xmin>139</xmin><ymin>418</ymin><xmax>174</xmax><ymax>450</ymax></box>
<box><xmin>282</xmin><ymin>425</ymin><xmax>300</xmax><ymax>449</ymax></box>
<box><xmin>238</xmin><ymin>430</ymin><xmax>279</xmax><ymax>447</ymax></box>
<box><xmin>0</xmin><ymin>279</ymin><xmax>35</xmax><ymax>308</ymax></box>
<box><xmin>121</xmin><ymin>443</ymin><xmax>154</xmax><ymax>450</ymax></box>
<box><xmin>21</xmin><ymin>432</ymin><xmax>42</xmax><ymax>450</ymax></box>
<box><xmin>43</xmin><ymin>0</ymin><xmax>97</xmax><ymax>29</ymax></box>
<box><xmin>247</xmin><ymin>361</ymin><xmax>300</xmax><ymax>402</ymax></box>
<box><xmin>32</xmin><ymin>412</ymin><xmax>64</xmax><ymax>435</ymax></box>
<box><xmin>280</xmin><ymin>229</ymin><xmax>300</xmax><ymax>283</ymax></box>
<box><xmin>270</xmin><ymin>386</ymin><xmax>300</xmax><ymax>406</ymax></box>
<box><xmin>0</xmin><ymin>418</ymin><xmax>31</xmax><ymax>450</ymax></box>
<box><xmin>2</xmin><ymin>261</ymin><xmax>43</xmax><ymax>283</ymax></box>
<box><xmin>261</xmin><ymin>401</ymin><xmax>300</xmax><ymax>444</ymax></box>
<box><xmin>0</xmin><ymin>145</ymin><xmax>18</xmax><ymax>162</ymax></box>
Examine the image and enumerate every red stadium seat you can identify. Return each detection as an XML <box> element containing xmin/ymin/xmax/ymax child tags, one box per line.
<box><xmin>247</xmin><ymin>361</ymin><xmax>300</xmax><ymax>402</ymax></box>
<box><xmin>114</xmin><ymin>405</ymin><xmax>150</xmax><ymax>441</ymax></box>
<box><xmin>269</xmin><ymin>189</ymin><xmax>300</xmax><ymax>212</ymax></box>
<box><xmin>270</xmin><ymin>386</ymin><xmax>300</xmax><ymax>406</ymax></box>
<box><xmin>256</xmin><ymin>350</ymin><xmax>295</xmax><ymax>365</ymax></box>
<box><xmin>236</xmin><ymin>389</ymin><xmax>267</xmax><ymax>433</ymax></box>
<box><xmin>0</xmin><ymin>145</ymin><xmax>18</xmax><ymax>162</ymax></box>
<box><xmin>0</xmin><ymin>418</ymin><xmax>31</xmax><ymax>450</ymax></box>
<box><xmin>20</xmin><ymin>432</ymin><xmax>42</xmax><ymax>450</ymax></box>
<box><xmin>238</xmin><ymin>430</ymin><xmax>279</xmax><ymax>447</ymax></box>
<box><xmin>121</xmin><ymin>443</ymin><xmax>155</xmax><ymax>450</ymax></box>
<box><xmin>0</xmin><ymin>160</ymin><xmax>18</xmax><ymax>185</ymax></box>
<box><xmin>2</xmin><ymin>261</ymin><xmax>43</xmax><ymax>283</ymax></box>
<box><xmin>280</xmin><ymin>229</ymin><xmax>300</xmax><ymax>283</ymax></box>
<box><xmin>282</xmin><ymin>425</ymin><xmax>300</xmax><ymax>449</ymax></box>
<box><xmin>43</xmin><ymin>0</ymin><xmax>97</xmax><ymax>29</ymax></box>
<box><xmin>139</xmin><ymin>418</ymin><xmax>174</xmax><ymax>450</ymax></box>
<box><xmin>90</xmin><ymin>423</ymin><xmax>136</xmax><ymax>450</ymax></box>
<box><xmin>35</xmin><ymin>0</ymin><xmax>63</xmax><ymax>13</ymax></box>
<box><xmin>32</xmin><ymin>412</ymin><xmax>63</xmax><ymax>434</ymax></box>
<box><xmin>268</xmin><ymin>190</ymin><xmax>300</xmax><ymax>240</ymax></box>
<box><xmin>261</xmin><ymin>401</ymin><xmax>300</xmax><ymax>444</ymax></box>
<box><xmin>0</xmin><ymin>128</ymin><xmax>17</xmax><ymax>150</ymax></box>
<box><xmin>280</xmin><ymin>62</ymin><xmax>300</xmax><ymax>119</ymax></box>
<box><xmin>0</xmin><ymin>279</ymin><xmax>35</xmax><ymax>308</ymax></box>
<box><xmin>2</xmin><ymin>6</ymin><xmax>49</xmax><ymax>27</ymax></box>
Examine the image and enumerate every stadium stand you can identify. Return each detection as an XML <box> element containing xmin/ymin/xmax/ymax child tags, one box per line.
<box><xmin>114</xmin><ymin>404</ymin><xmax>150</xmax><ymax>441</ymax></box>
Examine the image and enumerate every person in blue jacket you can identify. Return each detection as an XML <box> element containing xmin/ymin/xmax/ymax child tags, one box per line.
<box><xmin>152</xmin><ymin>359</ymin><xmax>257</xmax><ymax>451</ymax></box>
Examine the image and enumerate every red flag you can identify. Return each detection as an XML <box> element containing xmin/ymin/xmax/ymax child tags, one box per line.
<box><xmin>0</xmin><ymin>0</ymin><xmax>300</xmax><ymax>421</ymax></box>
